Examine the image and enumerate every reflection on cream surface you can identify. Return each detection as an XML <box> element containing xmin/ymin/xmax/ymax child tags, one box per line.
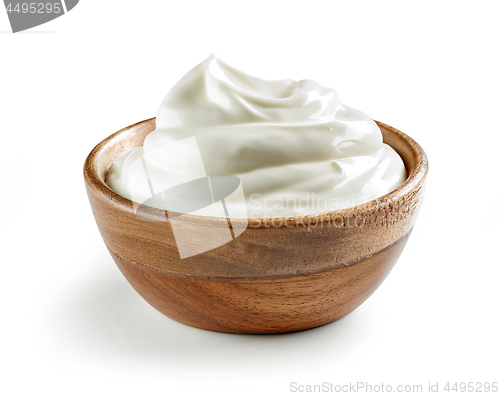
<box><xmin>106</xmin><ymin>55</ymin><xmax>407</xmax><ymax>218</ymax></box>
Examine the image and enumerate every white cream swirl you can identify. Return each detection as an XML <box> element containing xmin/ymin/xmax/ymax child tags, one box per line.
<box><xmin>106</xmin><ymin>55</ymin><xmax>406</xmax><ymax>218</ymax></box>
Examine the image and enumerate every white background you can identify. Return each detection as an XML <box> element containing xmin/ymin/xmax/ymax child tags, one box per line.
<box><xmin>1</xmin><ymin>1</ymin><xmax>499</xmax><ymax>395</ymax></box>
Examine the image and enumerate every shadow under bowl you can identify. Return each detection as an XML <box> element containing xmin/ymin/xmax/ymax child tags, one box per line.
<box><xmin>84</xmin><ymin>118</ymin><xmax>428</xmax><ymax>334</ymax></box>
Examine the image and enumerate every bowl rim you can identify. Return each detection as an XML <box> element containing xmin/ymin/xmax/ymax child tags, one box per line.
<box><xmin>84</xmin><ymin>118</ymin><xmax>428</xmax><ymax>228</ymax></box>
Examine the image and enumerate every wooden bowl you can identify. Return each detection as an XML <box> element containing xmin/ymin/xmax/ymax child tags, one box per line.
<box><xmin>84</xmin><ymin>118</ymin><xmax>428</xmax><ymax>334</ymax></box>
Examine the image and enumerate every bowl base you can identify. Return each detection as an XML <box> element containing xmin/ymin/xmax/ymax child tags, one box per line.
<box><xmin>108</xmin><ymin>232</ymin><xmax>410</xmax><ymax>334</ymax></box>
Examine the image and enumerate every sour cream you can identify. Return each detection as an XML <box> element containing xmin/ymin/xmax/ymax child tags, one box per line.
<box><xmin>106</xmin><ymin>55</ymin><xmax>406</xmax><ymax>218</ymax></box>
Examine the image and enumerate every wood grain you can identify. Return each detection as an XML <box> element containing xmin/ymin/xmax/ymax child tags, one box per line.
<box><xmin>84</xmin><ymin>118</ymin><xmax>428</xmax><ymax>333</ymax></box>
<box><xmin>111</xmin><ymin>232</ymin><xmax>410</xmax><ymax>334</ymax></box>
